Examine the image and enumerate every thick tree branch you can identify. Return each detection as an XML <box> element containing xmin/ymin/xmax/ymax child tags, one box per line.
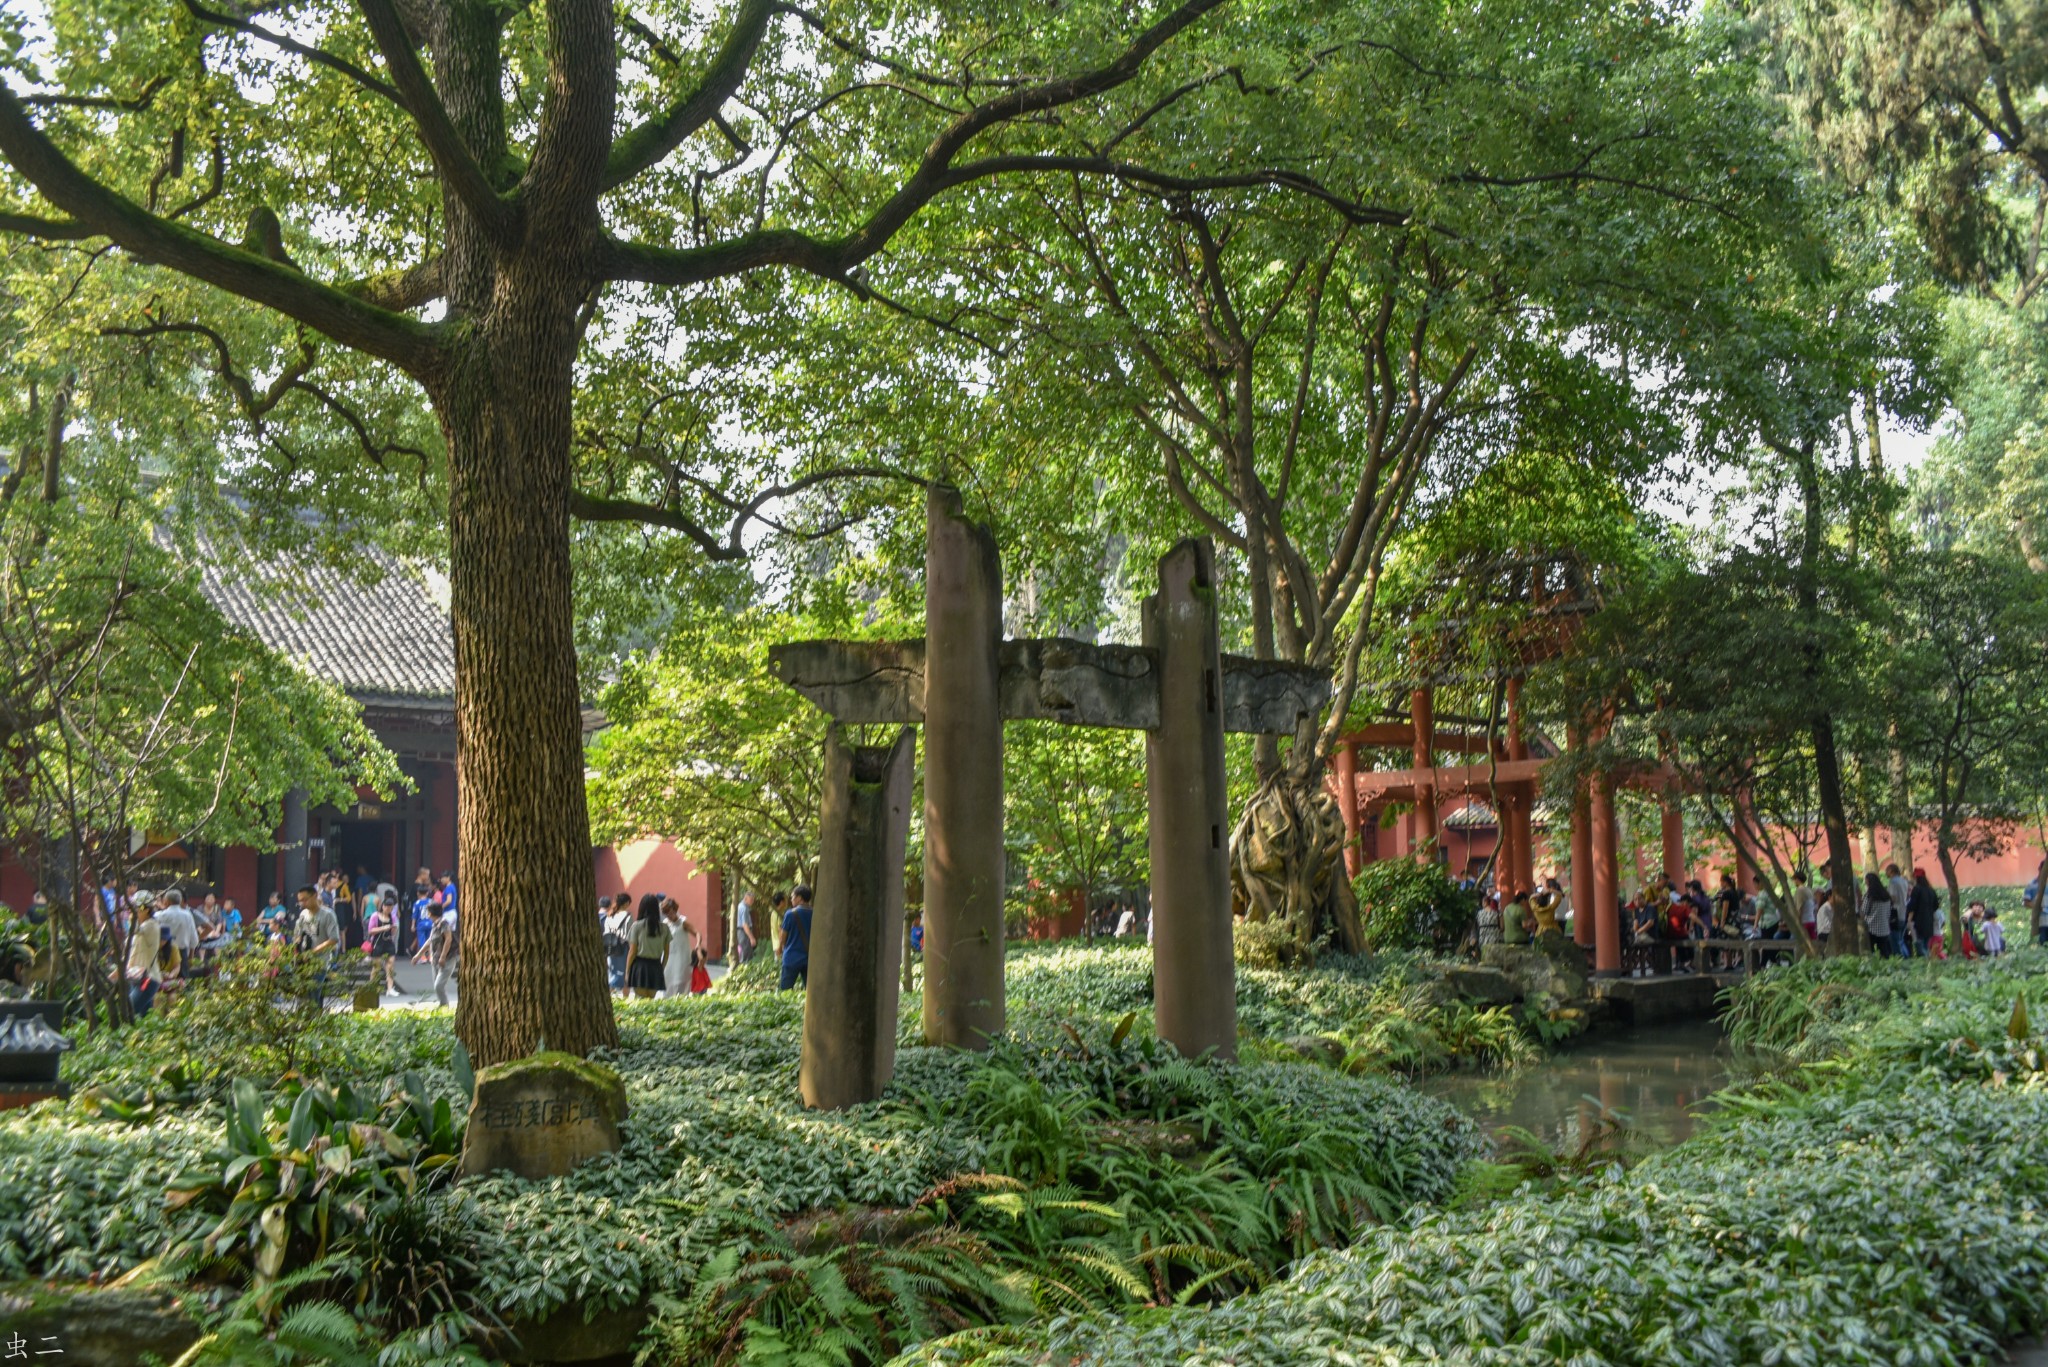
<box><xmin>356</xmin><ymin>0</ymin><xmax>519</xmax><ymax>243</ymax></box>
<box><xmin>181</xmin><ymin>0</ymin><xmax>403</xmax><ymax>105</ymax></box>
<box><xmin>607</xmin><ymin>156</ymin><xmax>1408</xmax><ymax>286</ymax></box>
<box><xmin>21</xmin><ymin>76</ymin><xmax>171</xmax><ymax>113</ymax></box>
<box><xmin>600</xmin><ymin>0</ymin><xmax>1238</xmax><ymax>286</ymax></box>
<box><xmin>343</xmin><ymin>255</ymin><xmax>447</xmax><ymax>311</ymax></box>
<box><xmin>605</xmin><ymin>0</ymin><xmax>773</xmax><ymax>192</ymax></box>
<box><xmin>0</xmin><ymin>211</ymin><xmax>90</xmax><ymax>238</ymax></box>
<box><xmin>0</xmin><ymin>84</ymin><xmax>443</xmax><ymax>372</ymax></box>
<box><xmin>569</xmin><ymin>465</ymin><xmax>925</xmax><ymax>558</ymax></box>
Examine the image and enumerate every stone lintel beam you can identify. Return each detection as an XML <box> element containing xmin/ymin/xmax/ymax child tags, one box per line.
<box><xmin>767</xmin><ymin>638</ymin><xmax>1329</xmax><ymax>736</ymax></box>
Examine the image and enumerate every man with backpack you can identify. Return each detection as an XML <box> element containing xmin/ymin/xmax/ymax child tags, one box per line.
<box><xmin>602</xmin><ymin>892</ymin><xmax>634</xmax><ymax>994</ymax></box>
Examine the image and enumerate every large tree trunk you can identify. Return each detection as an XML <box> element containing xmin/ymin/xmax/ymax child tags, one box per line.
<box><xmin>1810</xmin><ymin>715</ymin><xmax>1866</xmax><ymax>956</ymax></box>
<box><xmin>1230</xmin><ymin>735</ymin><xmax>1363</xmax><ymax>957</ymax></box>
<box><xmin>431</xmin><ymin>0</ymin><xmax>617</xmax><ymax>1067</ymax></box>
<box><xmin>438</xmin><ymin>317</ymin><xmax>614</xmax><ymax>1064</ymax></box>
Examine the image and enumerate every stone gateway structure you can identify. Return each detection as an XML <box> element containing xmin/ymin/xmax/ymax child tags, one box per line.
<box><xmin>771</xmin><ymin>486</ymin><xmax>1330</xmax><ymax>1105</ymax></box>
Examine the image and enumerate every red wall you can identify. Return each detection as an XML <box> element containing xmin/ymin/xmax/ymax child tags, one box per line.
<box><xmin>593</xmin><ymin>838</ymin><xmax>725</xmax><ymax>958</ymax></box>
<box><xmin>428</xmin><ymin>765</ymin><xmax>458</xmax><ymax>877</ymax></box>
<box><xmin>1687</xmin><ymin>822</ymin><xmax>2046</xmax><ymax>889</ymax></box>
<box><xmin>0</xmin><ymin>851</ymin><xmax>34</xmax><ymax>913</ymax></box>
<box><xmin>223</xmin><ymin>846</ymin><xmax>258</xmax><ymax>913</ymax></box>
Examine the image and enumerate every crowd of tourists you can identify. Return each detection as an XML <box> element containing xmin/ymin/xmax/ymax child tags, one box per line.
<box><xmin>599</xmin><ymin>890</ymin><xmax>717</xmax><ymax>999</ymax></box>
<box><xmin>1469</xmin><ymin>859</ymin><xmax>2035</xmax><ymax>973</ymax></box>
<box><xmin>72</xmin><ymin>865</ymin><xmax>462</xmax><ymax>1018</ymax></box>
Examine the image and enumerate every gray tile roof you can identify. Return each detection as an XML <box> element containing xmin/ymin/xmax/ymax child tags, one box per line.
<box><xmin>188</xmin><ymin>540</ymin><xmax>456</xmax><ymax>703</ymax></box>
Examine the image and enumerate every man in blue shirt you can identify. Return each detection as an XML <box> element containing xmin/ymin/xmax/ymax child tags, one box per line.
<box><xmin>779</xmin><ymin>885</ymin><xmax>813</xmax><ymax>991</ymax></box>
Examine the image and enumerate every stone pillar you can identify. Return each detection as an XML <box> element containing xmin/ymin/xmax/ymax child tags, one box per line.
<box><xmin>1335</xmin><ymin>742</ymin><xmax>1362</xmax><ymax>877</ymax></box>
<box><xmin>1411</xmin><ymin>687</ymin><xmax>1437</xmax><ymax>859</ymax></box>
<box><xmin>1145</xmin><ymin>538</ymin><xmax>1236</xmax><ymax>1062</ymax></box>
<box><xmin>921</xmin><ymin>485</ymin><xmax>1006</xmax><ymax>1049</ymax></box>
<box><xmin>1591</xmin><ymin>771</ymin><xmax>1621</xmax><ymax>974</ymax></box>
<box><xmin>1571</xmin><ymin>778</ymin><xmax>1595</xmax><ymax>949</ymax></box>
<box><xmin>280</xmin><ymin>787</ymin><xmax>308</xmax><ymax>895</ymax></box>
<box><xmin>803</xmin><ymin>725</ymin><xmax>915</xmax><ymax>1110</ymax></box>
<box><xmin>1661</xmin><ymin>798</ymin><xmax>1685</xmax><ymax>890</ymax></box>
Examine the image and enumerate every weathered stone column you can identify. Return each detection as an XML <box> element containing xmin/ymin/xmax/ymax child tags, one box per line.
<box><xmin>803</xmin><ymin>725</ymin><xmax>915</xmax><ymax>1109</ymax></box>
<box><xmin>922</xmin><ymin>485</ymin><xmax>1006</xmax><ymax>1049</ymax></box>
<box><xmin>1144</xmin><ymin>538</ymin><xmax>1235</xmax><ymax>1062</ymax></box>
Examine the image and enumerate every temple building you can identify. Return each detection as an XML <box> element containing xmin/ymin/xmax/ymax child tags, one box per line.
<box><xmin>1</xmin><ymin>546</ymin><xmax>725</xmax><ymax>955</ymax></box>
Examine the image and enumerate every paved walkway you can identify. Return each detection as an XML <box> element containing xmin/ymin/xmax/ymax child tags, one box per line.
<box><xmin>360</xmin><ymin>957</ymin><xmax>727</xmax><ymax>1010</ymax></box>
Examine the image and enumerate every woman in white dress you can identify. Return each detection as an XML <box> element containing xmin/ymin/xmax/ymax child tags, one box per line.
<box><xmin>661</xmin><ymin>897</ymin><xmax>695</xmax><ymax>997</ymax></box>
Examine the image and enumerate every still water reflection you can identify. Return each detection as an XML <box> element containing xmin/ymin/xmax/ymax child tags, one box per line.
<box><xmin>1420</xmin><ymin>1019</ymin><xmax>1730</xmax><ymax>1152</ymax></box>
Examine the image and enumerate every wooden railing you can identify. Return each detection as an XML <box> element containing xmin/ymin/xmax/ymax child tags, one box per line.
<box><xmin>1628</xmin><ymin>936</ymin><xmax>1801</xmax><ymax>977</ymax></box>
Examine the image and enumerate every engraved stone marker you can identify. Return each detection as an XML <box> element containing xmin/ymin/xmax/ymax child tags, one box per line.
<box><xmin>458</xmin><ymin>1051</ymin><xmax>629</xmax><ymax>1180</ymax></box>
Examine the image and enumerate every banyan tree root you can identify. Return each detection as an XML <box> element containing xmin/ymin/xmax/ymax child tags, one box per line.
<box><xmin>1229</xmin><ymin>773</ymin><xmax>1363</xmax><ymax>958</ymax></box>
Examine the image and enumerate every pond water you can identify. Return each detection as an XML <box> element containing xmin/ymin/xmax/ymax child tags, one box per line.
<box><xmin>1420</xmin><ymin>1019</ymin><xmax>1731</xmax><ymax>1153</ymax></box>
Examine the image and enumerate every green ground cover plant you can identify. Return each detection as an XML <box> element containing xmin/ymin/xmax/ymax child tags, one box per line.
<box><xmin>0</xmin><ymin>942</ymin><xmax>1482</xmax><ymax>1365</ymax></box>
<box><xmin>912</xmin><ymin>946</ymin><xmax>2048</xmax><ymax>1366</ymax></box>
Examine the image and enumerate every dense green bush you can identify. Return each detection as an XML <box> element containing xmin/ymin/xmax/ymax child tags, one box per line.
<box><xmin>164</xmin><ymin>1072</ymin><xmax>468</xmax><ymax>1285</ymax></box>
<box><xmin>1721</xmin><ymin>944</ymin><xmax>2047</xmax><ymax>1058</ymax></box>
<box><xmin>1352</xmin><ymin>859</ymin><xmax>1476</xmax><ymax>953</ymax></box>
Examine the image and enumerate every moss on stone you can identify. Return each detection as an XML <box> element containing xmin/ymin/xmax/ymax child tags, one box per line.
<box><xmin>475</xmin><ymin>1050</ymin><xmax>629</xmax><ymax>1121</ymax></box>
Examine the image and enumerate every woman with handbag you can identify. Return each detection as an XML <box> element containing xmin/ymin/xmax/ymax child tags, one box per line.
<box><xmin>363</xmin><ymin>893</ymin><xmax>399</xmax><ymax>996</ymax></box>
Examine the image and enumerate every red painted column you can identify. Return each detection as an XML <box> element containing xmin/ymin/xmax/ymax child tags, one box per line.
<box><xmin>1335</xmin><ymin>741</ymin><xmax>1362</xmax><ymax>877</ymax></box>
<box><xmin>1592</xmin><ymin>770</ymin><xmax>1621</xmax><ymax>973</ymax></box>
<box><xmin>1506</xmin><ymin>678</ymin><xmax>1535</xmax><ymax>892</ymax></box>
<box><xmin>1491</xmin><ymin>739</ymin><xmax>1516</xmax><ymax>900</ymax></box>
<box><xmin>1411</xmin><ymin>688</ymin><xmax>1437</xmax><ymax>860</ymax></box>
<box><xmin>1661</xmin><ymin>797</ymin><xmax>1686</xmax><ymax>890</ymax></box>
<box><xmin>1571</xmin><ymin>779</ymin><xmax>1595</xmax><ymax>948</ymax></box>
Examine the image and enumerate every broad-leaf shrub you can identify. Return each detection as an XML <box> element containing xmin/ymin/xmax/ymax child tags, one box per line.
<box><xmin>164</xmin><ymin>1072</ymin><xmax>466</xmax><ymax>1284</ymax></box>
<box><xmin>1353</xmin><ymin>859</ymin><xmax>1477</xmax><ymax>953</ymax></box>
